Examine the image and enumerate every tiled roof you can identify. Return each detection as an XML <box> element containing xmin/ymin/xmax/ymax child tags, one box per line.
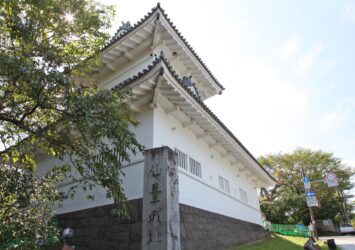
<box><xmin>103</xmin><ymin>3</ymin><xmax>225</xmax><ymax>91</ymax></box>
<box><xmin>111</xmin><ymin>57</ymin><xmax>161</xmax><ymax>91</ymax></box>
<box><xmin>112</xmin><ymin>56</ymin><xmax>276</xmax><ymax>183</ymax></box>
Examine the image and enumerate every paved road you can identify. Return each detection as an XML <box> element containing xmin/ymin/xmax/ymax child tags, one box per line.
<box><xmin>320</xmin><ymin>236</ymin><xmax>355</xmax><ymax>250</ymax></box>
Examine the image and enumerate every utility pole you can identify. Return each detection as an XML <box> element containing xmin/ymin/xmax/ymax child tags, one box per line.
<box><xmin>336</xmin><ymin>187</ymin><xmax>350</xmax><ymax>223</ymax></box>
<box><xmin>308</xmin><ymin>205</ymin><xmax>318</xmax><ymax>239</ymax></box>
<box><xmin>324</xmin><ymin>172</ymin><xmax>349</xmax><ymax>224</ymax></box>
<box><xmin>301</xmin><ymin>167</ymin><xmax>318</xmax><ymax>239</ymax></box>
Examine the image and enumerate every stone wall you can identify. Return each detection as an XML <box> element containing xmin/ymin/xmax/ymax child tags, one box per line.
<box><xmin>48</xmin><ymin>200</ymin><xmax>268</xmax><ymax>250</ymax></box>
<box><xmin>179</xmin><ymin>203</ymin><xmax>269</xmax><ymax>250</ymax></box>
<box><xmin>48</xmin><ymin>199</ymin><xmax>142</xmax><ymax>250</ymax></box>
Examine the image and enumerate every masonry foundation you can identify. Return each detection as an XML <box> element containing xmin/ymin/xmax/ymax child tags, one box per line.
<box><xmin>48</xmin><ymin>200</ymin><xmax>268</xmax><ymax>250</ymax></box>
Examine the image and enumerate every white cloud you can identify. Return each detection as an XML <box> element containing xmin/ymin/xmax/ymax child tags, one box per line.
<box><xmin>280</xmin><ymin>37</ymin><xmax>298</xmax><ymax>61</ymax></box>
<box><xmin>297</xmin><ymin>42</ymin><xmax>326</xmax><ymax>73</ymax></box>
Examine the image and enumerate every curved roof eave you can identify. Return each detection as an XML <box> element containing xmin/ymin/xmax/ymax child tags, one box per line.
<box><xmin>103</xmin><ymin>3</ymin><xmax>225</xmax><ymax>92</ymax></box>
<box><xmin>112</xmin><ymin>56</ymin><xmax>276</xmax><ymax>186</ymax></box>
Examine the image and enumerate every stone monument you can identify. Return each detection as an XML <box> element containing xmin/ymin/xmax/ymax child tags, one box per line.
<box><xmin>141</xmin><ymin>147</ymin><xmax>180</xmax><ymax>250</ymax></box>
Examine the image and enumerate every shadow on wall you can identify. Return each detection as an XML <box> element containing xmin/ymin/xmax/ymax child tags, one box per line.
<box><xmin>46</xmin><ymin>199</ymin><xmax>143</xmax><ymax>250</ymax></box>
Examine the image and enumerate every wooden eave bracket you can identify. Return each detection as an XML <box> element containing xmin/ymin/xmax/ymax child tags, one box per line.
<box><xmin>151</xmin><ymin>72</ymin><xmax>163</xmax><ymax>108</ymax></box>
<box><xmin>165</xmin><ymin>106</ymin><xmax>178</xmax><ymax>114</ymax></box>
<box><xmin>238</xmin><ymin>166</ymin><xmax>247</xmax><ymax>173</ymax></box>
<box><xmin>197</xmin><ymin>132</ymin><xmax>209</xmax><ymax>139</ymax></box>
<box><xmin>182</xmin><ymin>120</ymin><xmax>197</xmax><ymax>128</ymax></box>
<box><xmin>151</xmin><ymin>16</ymin><xmax>162</xmax><ymax>49</ymax></box>
<box><xmin>221</xmin><ymin>150</ymin><xmax>231</xmax><ymax>158</ymax></box>
<box><xmin>208</xmin><ymin>142</ymin><xmax>219</xmax><ymax>149</ymax></box>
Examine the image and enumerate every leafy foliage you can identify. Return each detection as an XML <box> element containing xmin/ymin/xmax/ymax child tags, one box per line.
<box><xmin>0</xmin><ymin>0</ymin><xmax>143</xmax><ymax>248</ymax></box>
<box><xmin>259</xmin><ymin>148</ymin><xmax>353</xmax><ymax>225</ymax></box>
<box><xmin>0</xmin><ymin>166</ymin><xmax>65</xmax><ymax>249</ymax></box>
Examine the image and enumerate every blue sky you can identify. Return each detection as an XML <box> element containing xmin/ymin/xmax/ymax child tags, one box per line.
<box><xmin>102</xmin><ymin>0</ymin><xmax>355</xmax><ymax>169</ymax></box>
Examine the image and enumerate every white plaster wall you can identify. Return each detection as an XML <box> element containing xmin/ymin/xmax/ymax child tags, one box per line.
<box><xmin>35</xmin><ymin>107</ymin><xmax>154</xmax><ymax>214</ymax></box>
<box><xmin>152</xmin><ymin>106</ymin><xmax>263</xmax><ymax>225</ymax></box>
<box><xmin>35</xmin><ymin>87</ymin><xmax>263</xmax><ymax>224</ymax></box>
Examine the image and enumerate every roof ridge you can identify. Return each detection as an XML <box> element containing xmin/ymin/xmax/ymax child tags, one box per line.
<box><xmin>103</xmin><ymin>3</ymin><xmax>225</xmax><ymax>91</ymax></box>
<box><xmin>102</xmin><ymin>4</ymin><xmax>159</xmax><ymax>51</ymax></box>
<box><xmin>112</xmin><ymin>55</ymin><xmax>275</xmax><ymax>183</ymax></box>
<box><xmin>111</xmin><ymin>56</ymin><xmax>162</xmax><ymax>90</ymax></box>
<box><xmin>156</xmin><ymin>6</ymin><xmax>224</xmax><ymax>91</ymax></box>
<box><xmin>161</xmin><ymin>60</ymin><xmax>273</xmax><ymax>180</ymax></box>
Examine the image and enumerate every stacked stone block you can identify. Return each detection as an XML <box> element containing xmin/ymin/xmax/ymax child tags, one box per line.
<box><xmin>179</xmin><ymin>204</ymin><xmax>269</xmax><ymax>250</ymax></box>
<box><xmin>48</xmin><ymin>200</ymin><xmax>268</xmax><ymax>250</ymax></box>
<box><xmin>48</xmin><ymin>199</ymin><xmax>142</xmax><ymax>250</ymax></box>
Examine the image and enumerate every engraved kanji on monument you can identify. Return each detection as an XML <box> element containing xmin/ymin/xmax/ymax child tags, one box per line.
<box><xmin>142</xmin><ymin>147</ymin><xmax>180</xmax><ymax>250</ymax></box>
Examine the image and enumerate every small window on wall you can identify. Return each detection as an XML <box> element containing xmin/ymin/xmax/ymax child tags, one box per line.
<box><xmin>224</xmin><ymin>179</ymin><xmax>230</xmax><ymax>193</ymax></box>
<box><xmin>175</xmin><ymin>148</ymin><xmax>202</xmax><ymax>178</ymax></box>
<box><xmin>189</xmin><ymin>157</ymin><xmax>202</xmax><ymax>178</ymax></box>
<box><xmin>219</xmin><ymin>176</ymin><xmax>224</xmax><ymax>190</ymax></box>
<box><xmin>218</xmin><ymin>176</ymin><xmax>230</xmax><ymax>193</ymax></box>
<box><xmin>239</xmin><ymin>188</ymin><xmax>248</xmax><ymax>203</ymax></box>
<box><xmin>175</xmin><ymin>148</ymin><xmax>188</xmax><ymax>170</ymax></box>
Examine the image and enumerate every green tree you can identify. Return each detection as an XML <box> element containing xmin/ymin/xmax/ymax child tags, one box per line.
<box><xmin>259</xmin><ymin>148</ymin><xmax>353</xmax><ymax>226</ymax></box>
<box><xmin>0</xmin><ymin>0</ymin><xmax>143</xmax><ymax>248</ymax></box>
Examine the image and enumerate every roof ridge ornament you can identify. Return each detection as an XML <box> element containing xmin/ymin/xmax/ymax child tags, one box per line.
<box><xmin>182</xmin><ymin>76</ymin><xmax>201</xmax><ymax>100</ymax></box>
<box><xmin>159</xmin><ymin>51</ymin><xmax>165</xmax><ymax>59</ymax></box>
<box><xmin>155</xmin><ymin>2</ymin><xmax>164</xmax><ymax>13</ymax></box>
<box><xmin>114</xmin><ymin>21</ymin><xmax>132</xmax><ymax>38</ymax></box>
<box><xmin>152</xmin><ymin>51</ymin><xmax>165</xmax><ymax>60</ymax></box>
<box><xmin>182</xmin><ymin>76</ymin><xmax>193</xmax><ymax>87</ymax></box>
<box><xmin>120</xmin><ymin>21</ymin><xmax>132</xmax><ymax>31</ymax></box>
<box><xmin>103</xmin><ymin>4</ymin><xmax>224</xmax><ymax>94</ymax></box>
